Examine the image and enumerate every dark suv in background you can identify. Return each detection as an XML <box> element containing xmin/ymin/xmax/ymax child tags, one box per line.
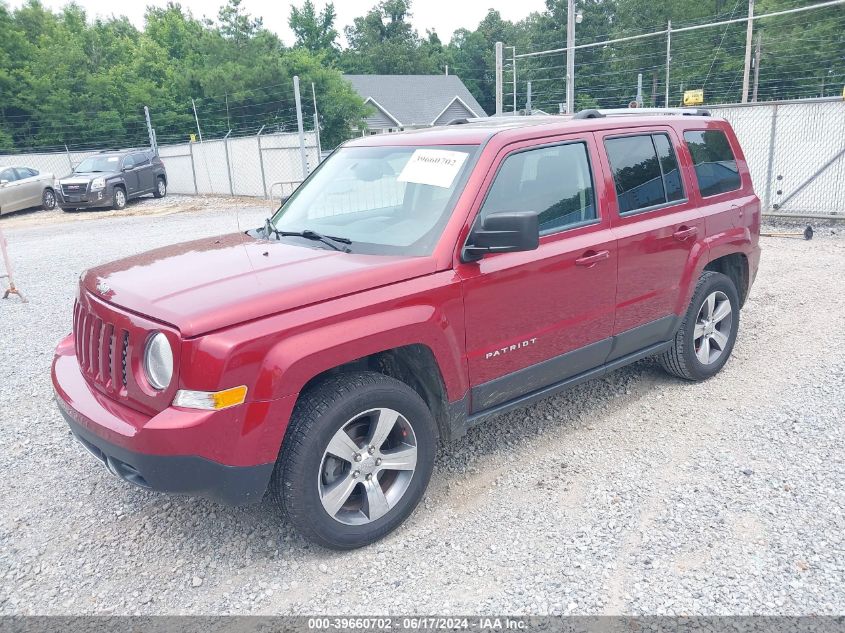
<box><xmin>57</xmin><ymin>149</ymin><xmax>167</xmax><ymax>212</ymax></box>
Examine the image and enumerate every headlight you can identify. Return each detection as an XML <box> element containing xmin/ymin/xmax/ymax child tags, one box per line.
<box><xmin>143</xmin><ymin>332</ymin><xmax>173</xmax><ymax>390</ymax></box>
<box><xmin>90</xmin><ymin>177</ymin><xmax>106</xmax><ymax>191</ymax></box>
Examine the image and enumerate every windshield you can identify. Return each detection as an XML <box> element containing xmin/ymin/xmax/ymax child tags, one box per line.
<box><xmin>270</xmin><ymin>145</ymin><xmax>478</xmax><ymax>256</ymax></box>
<box><xmin>74</xmin><ymin>155</ymin><xmax>122</xmax><ymax>173</ymax></box>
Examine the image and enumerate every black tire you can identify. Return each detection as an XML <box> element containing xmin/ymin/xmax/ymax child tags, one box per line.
<box><xmin>269</xmin><ymin>371</ymin><xmax>437</xmax><ymax>550</ymax></box>
<box><xmin>658</xmin><ymin>271</ymin><xmax>740</xmax><ymax>381</ymax></box>
<box><xmin>42</xmin><ymin>187</ymin><xmax>56</xmax><ymax>211</ymax></box>
<box><xmin>112</xmin><ymin>186</ymin><xmax>127</xmax><ymax>210</ymax></box>
<box><xmin>153</xmin><ymin>176</ymin><xmax>166</xmax><ymax>198</ymax></box>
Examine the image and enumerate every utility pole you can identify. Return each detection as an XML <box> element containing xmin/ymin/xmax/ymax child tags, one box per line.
<box><xmin>511</xmin><ymin>46</ymin><xmax>517</xmax><ymax>114</ymax></box>
<box><xmin>636</xmin><ymin>73</ymin><xmax>643</xmax><ymax>107</ymax></box>
<box><xmin>293</xmin><ymin>75</ymin><xmax>308</xmax><ymax>179</ymax></box>
<box><xmin>445</xmin><ymin>65</ymin><xmax>448</xmax><ymax>75</ymax></box>
<box><xmin>225</xmin><ymin>93</ymin><xmax>231</xmax><ymax>131</ymax></box>
<box><xmin>495</xmin><ymin>41</ymin><xmax>504</xmax><ymax>115</ymax></box>
<box><xmin>191</xmin><ymin>98</ymin><xmax>203</xmax><ymax>143</ymax></box>
<box><xmin>565</xmin><ymin>0</ymin><xmax>576</xmax><ymax>114</ymax></box>
<box><xmin>526</xmin><ymin>81</ymin><xmax>532</xmax><ymax>115</ymax></box>
<box><xmin>665</xmin><ymin>20</ymin><xmax>672</xmax><ymax>108</ymax></box>
<box><xmin>741</xmin><ymin>0</ymin><xmax>755</xmax><ymax>103</ymax></box>
<box><xmin>144</xmin><ymin>106</ymin><xmax>156</xmax><ymax>153</ymax></box>
<box><xmin>752</xmin><ymin>32</ymin><xmax>762</xmax><ymax>102</ymax></box>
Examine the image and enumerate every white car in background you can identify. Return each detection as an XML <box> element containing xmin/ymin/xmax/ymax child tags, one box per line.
<box><xmin>0</xmin><ymin>165</ymin><xmax>57</xmax><ymax>215</ymax></box>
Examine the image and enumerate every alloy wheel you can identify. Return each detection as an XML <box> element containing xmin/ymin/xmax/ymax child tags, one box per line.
<box><xmin>318</xmin><ymin>408</ymin><xmax>417</xmax><ymax>526</ymax></box>
<box><xmin>158</xmin><ymin>180</ymin><xmax>166</xmax><ymax>196</ymax></box>
<box><xmin>44</xmin><ymin>190</ymin><xmax>56</xmax><ymax>209</ymax></box>
<box><xmin>694</xmin><ymin>290</ymin><xmax>733</xmax><ymax>365</ymax></box>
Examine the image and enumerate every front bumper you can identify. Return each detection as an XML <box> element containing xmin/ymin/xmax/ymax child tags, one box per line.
<box><xmin>52</xmin><ymin>335</ymin><xmax>293</xmax><ymax>505</ymax></box>
<box><xmin>57</xmin><ymin>402</ymin><xmax>274</xmax><ymax>505</ymax></box>
<box><xmin>56</xmin><ymin>188</ymin><xmax>112</xmax><ymax>209</ymax></box>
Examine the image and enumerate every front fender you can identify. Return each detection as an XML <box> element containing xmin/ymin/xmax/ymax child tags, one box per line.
<box><xmin>180</xmin><ymin>271</ymin><xmax>469</xmax><ymax>406</ymax></box>
<box><xmin>255</xmin><ymin>302</ymin><xmax>464</xmax><ymax>402</ymax></box>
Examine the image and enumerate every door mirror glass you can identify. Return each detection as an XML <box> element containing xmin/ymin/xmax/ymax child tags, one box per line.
<box><xmin>463</xmin><ymin>211</ymin><xmax>539</xmax><ymax>261</ymax></box>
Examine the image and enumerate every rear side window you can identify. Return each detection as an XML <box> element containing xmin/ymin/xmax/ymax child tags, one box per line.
<box><xmin>481</xmin><ymin>141</ymin><xmax>596</xmax><ymax>234</ymax></box>
<box><xmin>15</xmin><ymin>167</ymin><xmax>38</xmax><ymax>178</ymax></box>
<box><xmin>605</xmin><ymin>133</ymin><xmax>685</xmax><ymax>215</ymax></box>
<box><xmin>683</xmin><ymin>130</ymin><xmax>741</xmax><ymax>197</ymax></box>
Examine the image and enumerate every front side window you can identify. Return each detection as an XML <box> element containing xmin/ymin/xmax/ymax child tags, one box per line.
<box><xmin>684</xmin><ymin>130</ymin><xmax>741</xmax><ymax>197</ymax></box>
<box><xmin>270</xmin><ymin>144</ymin><xmax>477</xmax><ymax>256</ymax></box>
<box><xmin>605</xmin><ymin>133</ymin><xmax>685</xmax><ymax>215</ymax></box>
<box><xmin>480</xmin><ymin>141</ymin><xmax>596</xmax><ymax>234</ymax></box>
<box><xmin>0</xmin><ymin>168</ymin><xmax>18</xmax><ymax>182</ymax></box>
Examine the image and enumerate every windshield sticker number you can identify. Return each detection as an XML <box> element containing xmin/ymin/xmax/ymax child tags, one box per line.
<box><xmin>107</xmin><ymin>157</ymin><xmax>118</xmax><ymax>162</ymax></box>
<box><xmin>398</xmin><ymin>149</ymin><xmax>468</xmax><ymax>188</ymax></box>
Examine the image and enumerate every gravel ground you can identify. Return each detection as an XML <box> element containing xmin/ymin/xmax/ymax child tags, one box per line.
<box><xmin>0</xmin><ymin>197</ymin><xmax>843</xmax><ymax>615</ymax></box>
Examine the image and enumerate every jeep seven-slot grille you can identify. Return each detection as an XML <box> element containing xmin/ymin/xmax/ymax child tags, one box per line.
<box><xmin>73</xmin><ymin>300</ymin><xmax>129</xmax><ymax>392</ymax></box>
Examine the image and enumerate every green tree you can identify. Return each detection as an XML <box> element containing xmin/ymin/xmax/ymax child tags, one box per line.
<box><xmin>289</xmin><ymin>0</ymin><xmax>339</xmax><ymax>62</ymax></box>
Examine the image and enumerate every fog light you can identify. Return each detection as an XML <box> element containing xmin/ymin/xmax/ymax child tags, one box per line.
<box><xmin>172</xmin><ymin>385</ymin><xmax>248</xmax><ymax>410</ymax></box>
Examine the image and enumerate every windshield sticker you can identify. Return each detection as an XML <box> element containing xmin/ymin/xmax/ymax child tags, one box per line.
<box><xmin>107</xmin><ymin>157</ymin><xmax>119</xmax><ymax>162</ymax></box>
<box><xmin>397</xmin><ymin>149</ymin><xmax>468</xmax><ymax>188</ymax></box>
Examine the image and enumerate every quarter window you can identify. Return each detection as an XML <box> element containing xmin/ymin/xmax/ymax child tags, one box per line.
<box><xmin>480</xmin><ymin>142</ymin><xmax>596</xmax><ymax>234</ymax></box>
<box><xmin>683</xmin><ymin>130</ymin><xmax>741</xmax><ymax>197</ymax></box>
<box><xmin>605</xmin><ymin>133</ymin><xmax>685</xmax><ymax>215</ymax></box>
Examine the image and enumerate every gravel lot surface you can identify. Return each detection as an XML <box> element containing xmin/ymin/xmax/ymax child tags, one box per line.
<box><xmin>1</xmin><ymin>197</ymin><xmax>843</xmax><ymax>615</ymax></box>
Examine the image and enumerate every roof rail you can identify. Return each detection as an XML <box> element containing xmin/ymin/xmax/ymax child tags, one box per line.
<box><xmin>573</xmin><ymin>107</ymin><xmax>711</xmax><ymax>119</ymax></box>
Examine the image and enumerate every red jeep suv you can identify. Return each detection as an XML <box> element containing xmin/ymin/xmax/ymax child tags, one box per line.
<box><xmin>52</xmin><ymin>109</ymin><xmax>760</xmax><ymax>549</ymax></box>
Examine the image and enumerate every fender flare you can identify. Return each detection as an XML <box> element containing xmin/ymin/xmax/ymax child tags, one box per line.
<box><xmin>251</xmin><ymin>304</ymin><xmax>467</xmax><ymax>404</ymax></box>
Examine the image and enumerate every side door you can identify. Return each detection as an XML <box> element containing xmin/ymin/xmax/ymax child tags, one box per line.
<box><xmin>14</xmin><ymin>167</ymin><xmax>42</xmax><ymax>209</ymax></box>
<box><xmin>457</xmin><ymin>134</ymin><xmax>617</xmax><ymax>413</ymax></box>
<box><xmin>121</xmin><ymin>154</ymin><xmax>140</xmax><ymax>196</ymax></box>
<box><xmin>595</xmin><ymin>127</ymin><xmax>706</xmax><ymax>358</ymax></box>
<box><xmin>132</xmin><ymin>152</ymin><xmax>155</xmax><ymax>192</ymax></box>
<box><xmin>0</xmin><ymin>167</ymin><xmax>24</xmax><ymax>213</ymax></box>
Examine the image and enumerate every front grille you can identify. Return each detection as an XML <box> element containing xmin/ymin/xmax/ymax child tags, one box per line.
<box><xmin>62</xmin><ymin>183</ymin><xmax>88</xmax><ymax>196</ymax></box>
<box><xmin>73</xmin><ymin>300</ymin><xmax>129</xmax><ymax>393</ymax></box>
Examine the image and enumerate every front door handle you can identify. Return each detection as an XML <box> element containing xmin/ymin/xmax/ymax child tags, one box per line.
<box><xmin>673</xmin><ymin>226</ymin><xmax>699</xmax><ymax>241</ymax></box>
<box><xmin>575</xmin><ymin>250</ymin><xmax>610</xmax><ymax>267</ymax></box>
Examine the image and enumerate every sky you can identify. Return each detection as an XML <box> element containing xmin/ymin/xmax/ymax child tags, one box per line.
<box><xmin>9</xmin><ymin>0</ymin><xmax>550</xmax><ymax>45</ymax></box>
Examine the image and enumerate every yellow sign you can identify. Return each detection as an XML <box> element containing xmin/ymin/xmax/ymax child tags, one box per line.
<box><xmin>190</xmin><ymin>133</ymin><xmax>196</xmax><ymax>142</ymax></box>
<box><xmin>683</xmin><ymin>89</ymin><xmax>704</xmax><ymax>106</ymax></box>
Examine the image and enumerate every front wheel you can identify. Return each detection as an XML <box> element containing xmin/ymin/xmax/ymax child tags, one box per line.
<box><xmin>112</xmin><ymin>186</ymin><xmax>127</xmax><ymax>210</ymax></box>
<box><xmin>270</xmin><ymin>372</ymin><xmax>437</xmax><ymax>549</ymax></box>
<box><xmin>658</xmin><ymin>271</ymin><xmax>740</xmax><ymax>381</ymax></box>
<box><xmin>42</xmin><ymin>187</ymin><xmax>56</xmax><ymax>210</ymax></box>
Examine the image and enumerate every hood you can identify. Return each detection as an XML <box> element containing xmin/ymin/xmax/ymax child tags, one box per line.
<box><xmin>82</xmin><ymin>233</ymin><xmax>436</xmax><ymax>337</ymax></box>
<box><xmin>62</xmin><ymin>171</ymin><xmax>120</xmax><ymax>182</ymax></box>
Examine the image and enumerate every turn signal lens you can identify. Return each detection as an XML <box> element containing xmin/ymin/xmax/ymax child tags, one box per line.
<box><xmin>172</xmin><ymin>386</ymin><xmax>247</xmax><ymax>410</ymax></box>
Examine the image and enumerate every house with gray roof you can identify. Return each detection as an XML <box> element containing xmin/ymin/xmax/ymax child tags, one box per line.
<box><xmin>344</xmin><ymin>75</ymin><xmax>487</xmax><ymax>134</ymax></box>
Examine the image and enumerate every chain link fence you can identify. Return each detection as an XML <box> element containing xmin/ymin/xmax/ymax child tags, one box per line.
<box><xmin>710</xmin><ymin>98</ymin><xmax>844</xmax><ymax>218</ymax></box>
<box><xmin>0</xmin><ymin>131</ymin><xmax>318</xmax><ymax>202</ymax></box>
<box><xmin>2</xmin><ymin>100</ymin><xmax>842</xmax><ymax>218</ymax></box>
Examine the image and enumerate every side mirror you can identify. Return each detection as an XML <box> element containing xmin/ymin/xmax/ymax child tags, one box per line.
<box><xmin>463</xmin><ymin>211</ymin><xmax>540</xmax><ymax>262</ymax></box>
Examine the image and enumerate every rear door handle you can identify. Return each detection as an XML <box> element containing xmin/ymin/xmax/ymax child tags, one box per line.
<box><xmin>575</xmin><ymin>250</ymin><xmax>610</xmax><ymax>267</ymax></box>
<box><xmin>673</xmin><ymin>226</ymin><xmax>699</xmax><ymax>241</ymax></box>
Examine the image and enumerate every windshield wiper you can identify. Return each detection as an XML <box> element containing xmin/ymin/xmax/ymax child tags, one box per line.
<box><xmin>262</xmin><ymin>219</ymin><xmax>351</xmax><ymax>252</ymax></box>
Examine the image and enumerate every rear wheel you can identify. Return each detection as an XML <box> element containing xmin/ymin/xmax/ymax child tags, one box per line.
<box><xmin>42</xmin><ymin>188</ymin><xmax>56</xmax><ymax>210</ymax></box>
<box><xmin>658</xmin><ymin>271</ymin><xmax>740</xmax><ymax>381</ymax></box>
<box><xmin>153</xmin><ymin>177</ymin><xmax>166</xmax><ymax>198</ymax></box>
<box><xmin>270</xmin><ymin>372</ymin><xmax>437</xmax><ymax>549</ymax></box>
<box><xmin>112</xmin><ymin>186</ymin><xmax>127</xmax><ymax>210</ymax></box>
